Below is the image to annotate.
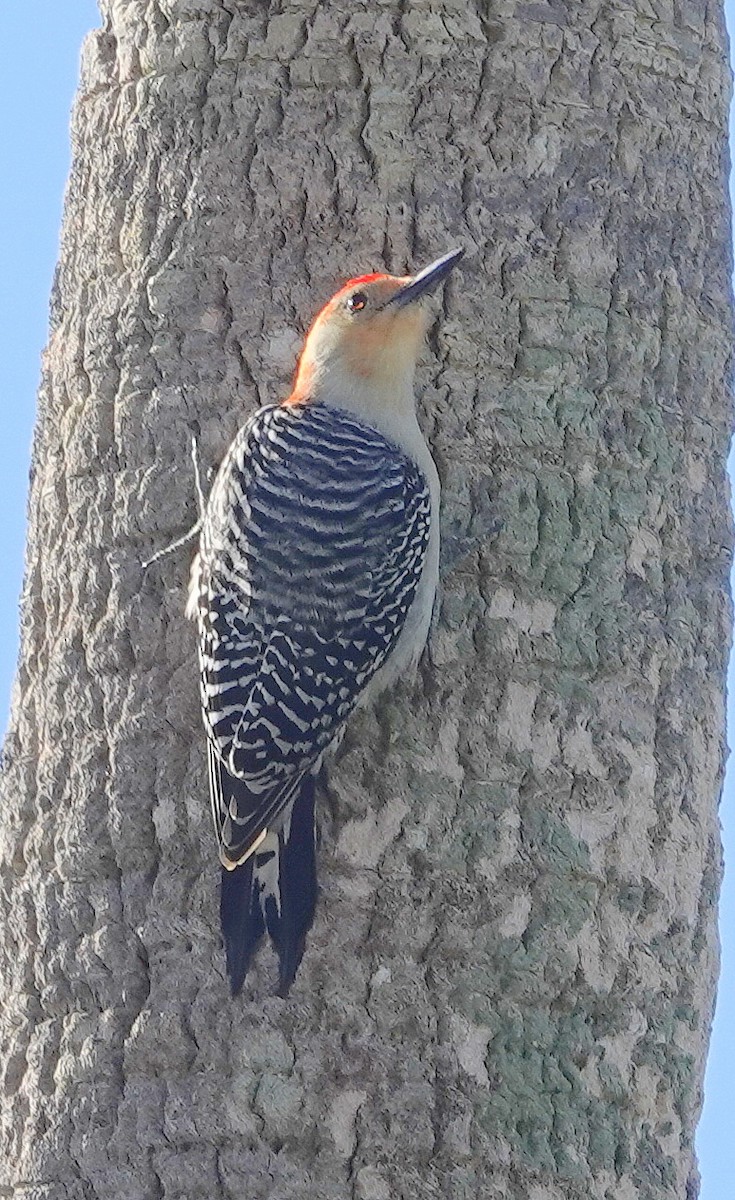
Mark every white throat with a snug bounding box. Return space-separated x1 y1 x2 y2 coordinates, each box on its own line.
317 375 429 467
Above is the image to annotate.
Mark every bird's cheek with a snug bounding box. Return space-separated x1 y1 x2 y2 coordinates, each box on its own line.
344 324 389 379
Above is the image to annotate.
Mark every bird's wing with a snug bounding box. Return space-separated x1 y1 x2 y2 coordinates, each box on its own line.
194 403 431 867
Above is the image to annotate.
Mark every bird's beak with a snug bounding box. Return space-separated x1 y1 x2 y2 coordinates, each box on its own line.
387 247 465 308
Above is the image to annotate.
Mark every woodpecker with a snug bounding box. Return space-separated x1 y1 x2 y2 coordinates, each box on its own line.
187 247 464 996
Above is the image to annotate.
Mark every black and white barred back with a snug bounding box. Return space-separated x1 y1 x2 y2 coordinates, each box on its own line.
192 400 432 994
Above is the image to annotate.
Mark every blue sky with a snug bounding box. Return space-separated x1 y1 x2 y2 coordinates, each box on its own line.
0 3 732 1193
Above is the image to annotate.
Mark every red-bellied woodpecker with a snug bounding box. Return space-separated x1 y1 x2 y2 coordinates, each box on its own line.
187 248 464 996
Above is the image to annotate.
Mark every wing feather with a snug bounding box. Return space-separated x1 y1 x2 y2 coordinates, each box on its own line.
195 403 431 866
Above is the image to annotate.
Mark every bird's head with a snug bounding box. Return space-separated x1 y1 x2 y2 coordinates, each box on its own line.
288 248 464 416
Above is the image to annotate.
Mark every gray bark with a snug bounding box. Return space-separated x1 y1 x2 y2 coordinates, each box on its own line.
1 1 731 1198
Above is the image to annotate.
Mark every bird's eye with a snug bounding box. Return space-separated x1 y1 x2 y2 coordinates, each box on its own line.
347 292 368 313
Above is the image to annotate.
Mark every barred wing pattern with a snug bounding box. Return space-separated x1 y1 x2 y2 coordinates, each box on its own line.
194 402 432 867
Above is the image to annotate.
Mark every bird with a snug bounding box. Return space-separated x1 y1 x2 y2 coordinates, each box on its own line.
187 247 464 996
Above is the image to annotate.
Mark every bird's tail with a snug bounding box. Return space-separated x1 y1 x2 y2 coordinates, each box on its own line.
220 773 318 997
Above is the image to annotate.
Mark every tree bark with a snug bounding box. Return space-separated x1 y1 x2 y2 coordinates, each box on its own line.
1 2 731 1197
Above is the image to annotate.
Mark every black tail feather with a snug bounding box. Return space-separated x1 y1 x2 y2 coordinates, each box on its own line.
219 773 318 997
265 773 318 997
220 857 265 996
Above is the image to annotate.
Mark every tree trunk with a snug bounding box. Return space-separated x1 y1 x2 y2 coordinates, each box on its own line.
1 2 731 1197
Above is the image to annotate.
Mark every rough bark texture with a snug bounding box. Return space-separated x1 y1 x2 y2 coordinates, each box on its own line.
0 2 732 1198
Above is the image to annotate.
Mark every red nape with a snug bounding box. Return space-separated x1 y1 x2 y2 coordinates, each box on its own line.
336 272 391 295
